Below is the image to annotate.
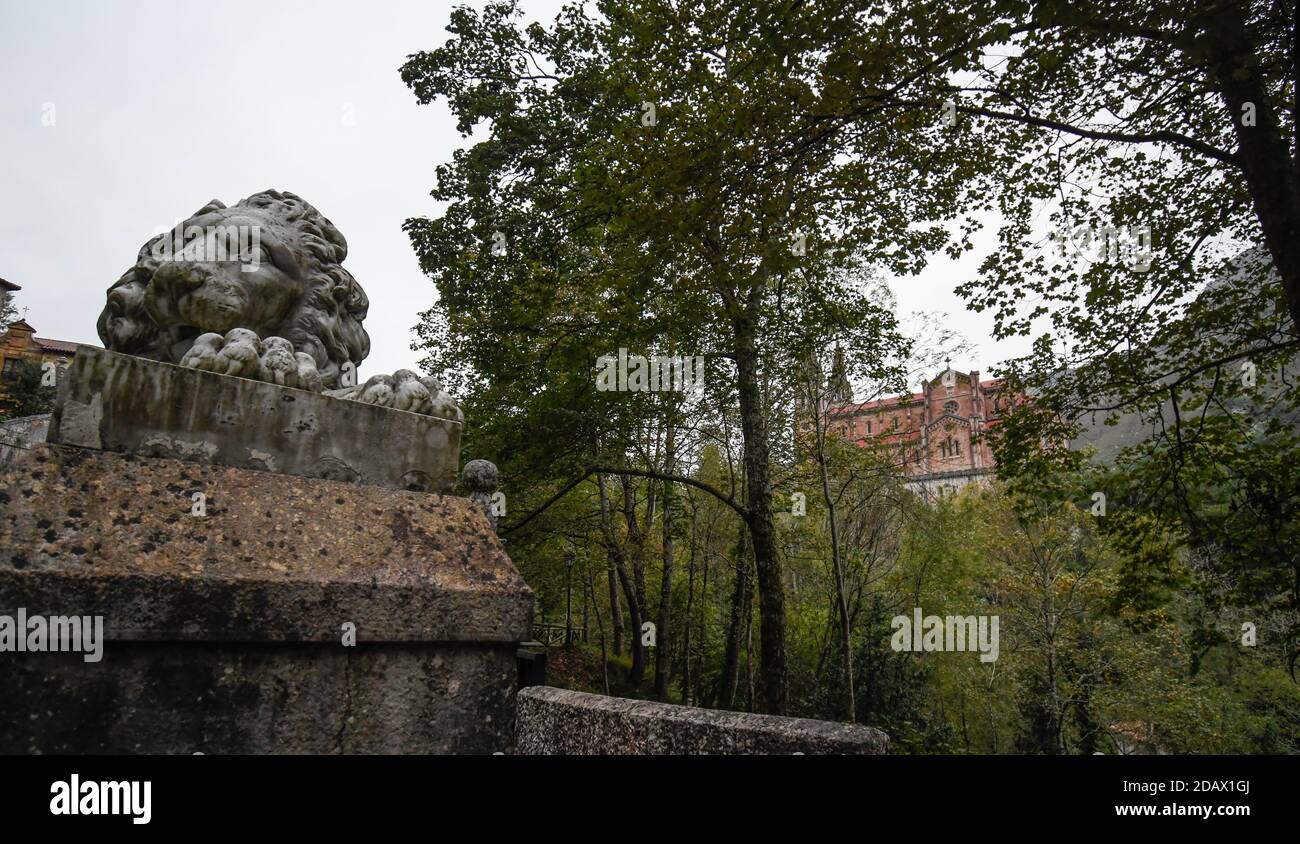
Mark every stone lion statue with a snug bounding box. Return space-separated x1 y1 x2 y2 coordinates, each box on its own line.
96 189 460 421
97 189 368 389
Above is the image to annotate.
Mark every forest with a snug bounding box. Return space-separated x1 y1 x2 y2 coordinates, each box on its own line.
397 0 1300 753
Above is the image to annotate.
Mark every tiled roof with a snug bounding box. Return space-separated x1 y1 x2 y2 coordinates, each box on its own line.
828 375 1008 416
33 337 82 354
832 391 923 414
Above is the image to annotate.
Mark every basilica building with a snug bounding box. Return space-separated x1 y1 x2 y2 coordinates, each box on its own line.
821 358 1016 498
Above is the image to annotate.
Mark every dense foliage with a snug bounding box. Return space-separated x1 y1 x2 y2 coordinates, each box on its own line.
401 0 1299 750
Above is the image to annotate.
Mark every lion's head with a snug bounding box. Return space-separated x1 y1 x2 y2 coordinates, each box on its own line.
97 189 370 389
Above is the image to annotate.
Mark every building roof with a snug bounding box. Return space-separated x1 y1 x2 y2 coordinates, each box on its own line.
0 278 20 292
832 391 924 415
2 319 93 354
828 374 1007 416
34 337 81 354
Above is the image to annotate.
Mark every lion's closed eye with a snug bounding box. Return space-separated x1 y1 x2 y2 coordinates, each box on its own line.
264 240 298 275
107 285 141 316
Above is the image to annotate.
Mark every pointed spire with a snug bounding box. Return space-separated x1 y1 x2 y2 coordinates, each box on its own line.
828 345 853 407
794 348 823 419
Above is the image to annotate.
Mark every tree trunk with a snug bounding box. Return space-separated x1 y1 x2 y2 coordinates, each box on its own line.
813 389 856 721
695 523 712 707
613 478 647 688
718 522 752 710
582 562 590 643
607 562 623 656
598 473 640 675
679 499 698 705
587 563 611 696
733 307 788 714
654 417 676 700
744 587 756 712
623 477 653 614
1207 12 1300 331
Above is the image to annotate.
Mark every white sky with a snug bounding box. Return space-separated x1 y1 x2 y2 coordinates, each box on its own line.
0 0 1030 386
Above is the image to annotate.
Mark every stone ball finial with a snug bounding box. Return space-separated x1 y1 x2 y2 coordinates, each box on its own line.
463 459 499 532
463 459 498 493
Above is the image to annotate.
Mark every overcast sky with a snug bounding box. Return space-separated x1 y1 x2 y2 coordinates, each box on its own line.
0 0 1029 389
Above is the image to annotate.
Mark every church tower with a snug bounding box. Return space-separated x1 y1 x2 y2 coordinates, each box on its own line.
827 345 854 408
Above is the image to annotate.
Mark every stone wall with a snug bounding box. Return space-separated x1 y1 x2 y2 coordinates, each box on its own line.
48 346 460 493
905 467 996 501
515 686 889 755
0 413 49 466
0 443 532 754
2 641 518 754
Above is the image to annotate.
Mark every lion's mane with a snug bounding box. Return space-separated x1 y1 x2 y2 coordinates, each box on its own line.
96 189 370 389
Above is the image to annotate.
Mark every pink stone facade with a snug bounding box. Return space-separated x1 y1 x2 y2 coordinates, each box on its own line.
826 367 1017 493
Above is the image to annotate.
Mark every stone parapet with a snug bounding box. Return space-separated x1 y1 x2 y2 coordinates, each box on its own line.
48 346 460 493
0 444 532 754
515 686 889 755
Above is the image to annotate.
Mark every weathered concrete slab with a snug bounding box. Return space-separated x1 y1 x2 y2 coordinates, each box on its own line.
1 642 518 754
515 686 889 755
0 445 530 642
0 445 533 753
48 346 460 493
0 413 49 466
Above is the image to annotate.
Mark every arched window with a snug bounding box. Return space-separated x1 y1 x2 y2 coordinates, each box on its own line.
944 400 958 415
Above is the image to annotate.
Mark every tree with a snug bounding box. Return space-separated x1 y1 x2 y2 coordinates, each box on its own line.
654 412 678 700
800 0 1299 335
789 1 1300 669
401 0 981 713
0 288 17 331
0 359 56 421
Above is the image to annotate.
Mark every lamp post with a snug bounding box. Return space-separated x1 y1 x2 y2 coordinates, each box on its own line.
564 551 575 647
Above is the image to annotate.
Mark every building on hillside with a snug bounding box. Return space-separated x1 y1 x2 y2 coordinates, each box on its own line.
0 316 90 405
820 360 1019 498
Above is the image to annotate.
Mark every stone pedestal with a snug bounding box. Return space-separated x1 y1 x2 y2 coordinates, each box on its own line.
48 346 461 493
0 365 531 753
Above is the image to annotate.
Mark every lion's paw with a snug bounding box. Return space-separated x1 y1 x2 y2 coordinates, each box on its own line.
258 336 297 385
179 328 262 378
322 369 461 420
179 332 228 373
293 353 324 392
391 370 433 413
180 328 324 392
